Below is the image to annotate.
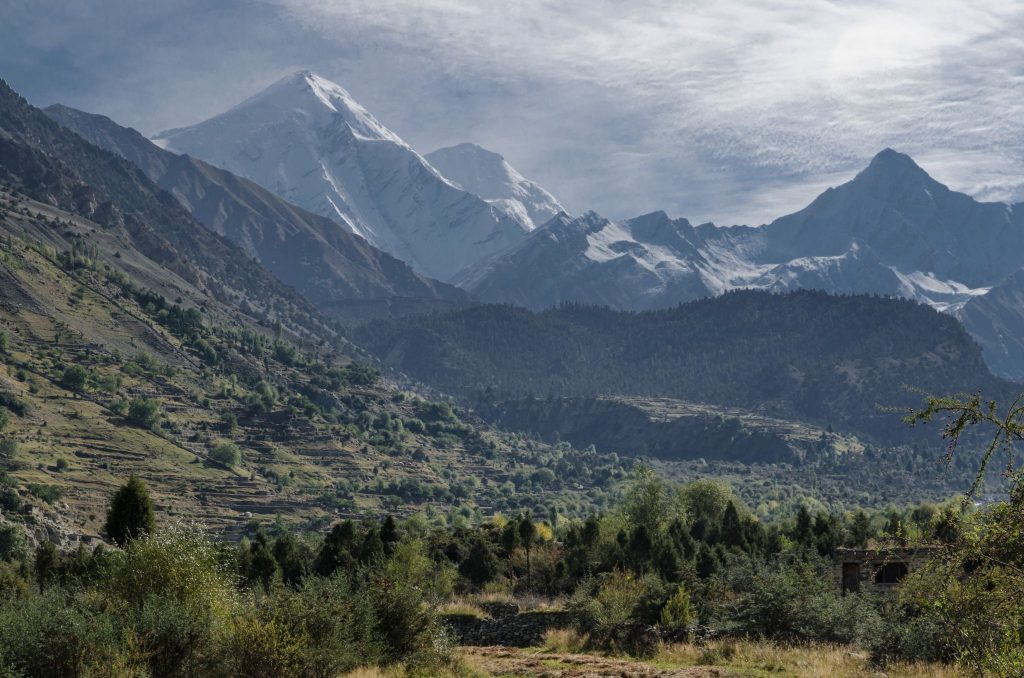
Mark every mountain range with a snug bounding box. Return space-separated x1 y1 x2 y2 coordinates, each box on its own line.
462 150 1024 379
134 71 1024 379
466 149 1024 308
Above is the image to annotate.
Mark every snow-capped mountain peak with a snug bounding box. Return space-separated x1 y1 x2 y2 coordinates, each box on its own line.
155 71 531 282
426 142 566 229
293 70 404 143
159 70 403 145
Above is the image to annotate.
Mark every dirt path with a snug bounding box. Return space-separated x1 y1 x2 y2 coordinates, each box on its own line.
461 646 734 678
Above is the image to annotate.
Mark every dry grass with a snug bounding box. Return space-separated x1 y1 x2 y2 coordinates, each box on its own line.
438 598 491 619
342 668 391 678
344 661 488 678
461 640 963 677
443 590 570 617
541 627 590 654
655 639 964 677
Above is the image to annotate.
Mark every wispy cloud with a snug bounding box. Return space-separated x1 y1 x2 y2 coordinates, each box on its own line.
3 0 1023 224
270 0 1024 223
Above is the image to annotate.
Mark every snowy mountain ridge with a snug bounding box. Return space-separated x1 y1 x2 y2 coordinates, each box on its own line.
425 142 565 229
154 71 537 283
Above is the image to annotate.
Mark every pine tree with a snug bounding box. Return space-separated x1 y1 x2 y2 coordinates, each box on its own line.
582 515 600 547
794 505 813 546
104 475 155 547
315 520 356 576
628 524 652 571
359 525 385 564
720 501 746 549
659 583 695 630
518 512 537 589
33 541 57 593
380 515 399 555
696 543 718 579
460 536 500 588
248 533 278 592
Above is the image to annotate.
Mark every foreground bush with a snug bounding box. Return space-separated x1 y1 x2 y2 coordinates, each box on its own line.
0 589 130 677
731 553 881 645
569 569 666 656
0 526 455 677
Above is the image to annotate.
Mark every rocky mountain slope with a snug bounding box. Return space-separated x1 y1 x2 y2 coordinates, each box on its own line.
958 269 1024 380
0 78 337 345
155 71 532 283
425 142 565 229
44 103 470 324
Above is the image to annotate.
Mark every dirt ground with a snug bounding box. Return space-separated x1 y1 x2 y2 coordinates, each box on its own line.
461 646 734 678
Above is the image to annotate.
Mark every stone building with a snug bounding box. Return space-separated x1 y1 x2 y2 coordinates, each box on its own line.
835 546 942 594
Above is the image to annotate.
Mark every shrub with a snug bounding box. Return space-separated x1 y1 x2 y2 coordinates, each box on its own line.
250 381 277 413
60 364 88 392
416 401 455 423
404 418 426 434
0 590 126 677
103 524 235 614
530 468 557 487
0 392 25 416
209 441 242 468
268 574 385 678
127 397 160 429
26 483 61 504
570 570 664 655
659 583 695 631
98 373 122 395
867 600 951 665
133 593 216 677
219 612 303 678
571 570 646 633
220 411 238 433
0 487 21 513
732 555 881 645
0 524 26 561
0 437 14 457
365 572 444 665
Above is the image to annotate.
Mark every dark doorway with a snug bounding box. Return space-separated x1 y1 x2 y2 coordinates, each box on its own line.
842 562 860 594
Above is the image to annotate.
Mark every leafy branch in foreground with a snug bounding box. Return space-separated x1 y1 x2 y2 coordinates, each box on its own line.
904 392 1024 503
902 394 1024 675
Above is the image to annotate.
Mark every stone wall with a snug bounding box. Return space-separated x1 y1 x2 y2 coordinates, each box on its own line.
442 606 575 647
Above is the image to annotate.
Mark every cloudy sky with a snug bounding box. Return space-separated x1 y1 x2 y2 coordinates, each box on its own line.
3 0 1023 225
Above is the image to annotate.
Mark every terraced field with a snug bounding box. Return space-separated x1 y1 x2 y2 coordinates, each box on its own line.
0 191 619 546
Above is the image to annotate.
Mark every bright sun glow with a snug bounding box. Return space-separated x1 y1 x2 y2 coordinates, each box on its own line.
827 13 941 87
